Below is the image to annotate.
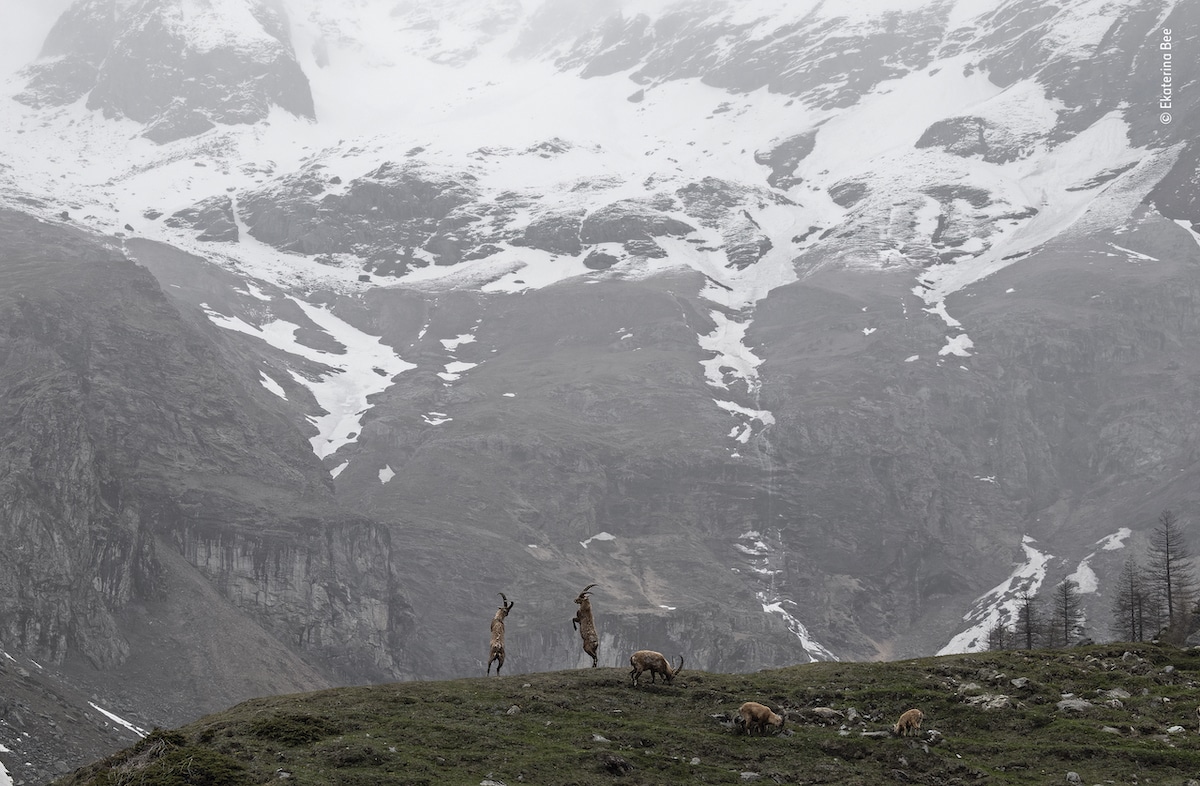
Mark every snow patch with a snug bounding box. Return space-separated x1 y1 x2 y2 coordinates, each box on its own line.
735 539 771 557
259 372 287 400
438 360 478 382
1108 242 1158 262
1066 528 1131 601
580 531 616 549
88 702 147 738
938 535 1052 654
240 281 272 301
440 333 476 351
699 312 764 392
1067 558 1099 594
205 299 415 459
379 465 395 484
714 398 775 444
939 334 974 357
760 596 838 661
1098 527 1132 550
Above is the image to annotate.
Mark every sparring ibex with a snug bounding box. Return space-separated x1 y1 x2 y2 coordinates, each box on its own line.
487 592 515 675
629 650 684 686
572 583 600 667
738 701 786 735
892 708 924 737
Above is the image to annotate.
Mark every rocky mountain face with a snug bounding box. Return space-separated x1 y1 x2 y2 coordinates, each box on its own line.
0 209 433 781
16 0 313 142
1 0 1200 778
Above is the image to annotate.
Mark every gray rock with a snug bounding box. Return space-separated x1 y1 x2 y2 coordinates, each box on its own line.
1056 698 1093 713
165 196 238 243
579 199 695 245
520 210 585 256
966 694 1012 710
238 160 478 271
754 130 818 188
915 116 1027 163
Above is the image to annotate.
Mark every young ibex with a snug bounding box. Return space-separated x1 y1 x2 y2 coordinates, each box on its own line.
738 701 786 736
892 708 924 737
572 583 600 667
487 592 515 675
629 650 684 686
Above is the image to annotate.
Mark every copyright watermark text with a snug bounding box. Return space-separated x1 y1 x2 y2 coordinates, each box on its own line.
1159 28 1174 124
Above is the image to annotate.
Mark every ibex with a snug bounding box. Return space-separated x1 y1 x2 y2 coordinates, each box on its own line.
487 592 515 675
629 650 684 686
738 701 786 735
572 583 600 667
892 708 924 737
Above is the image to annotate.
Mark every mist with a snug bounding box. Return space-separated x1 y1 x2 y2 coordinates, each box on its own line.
0 0 71 77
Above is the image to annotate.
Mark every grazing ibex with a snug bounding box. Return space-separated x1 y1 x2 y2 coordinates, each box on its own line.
629 650 684 686
487 592 515 675
572 583 600 667
892 708 924 737
738 701 786 736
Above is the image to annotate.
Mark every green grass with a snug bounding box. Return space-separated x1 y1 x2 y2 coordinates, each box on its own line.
55 644 1200 785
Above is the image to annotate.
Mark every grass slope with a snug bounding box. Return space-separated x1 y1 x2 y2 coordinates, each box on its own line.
55 644 1200 786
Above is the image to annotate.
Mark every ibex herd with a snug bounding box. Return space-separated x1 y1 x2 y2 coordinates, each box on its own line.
484 583 925 741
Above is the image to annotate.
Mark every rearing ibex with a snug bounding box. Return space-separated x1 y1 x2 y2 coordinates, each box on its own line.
572 583 600 667
487 592 515 675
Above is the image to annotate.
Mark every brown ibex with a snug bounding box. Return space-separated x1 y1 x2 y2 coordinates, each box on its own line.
738 701 786 735
487 592 515 675
629 650 684 686
572 583 600 667
892 708 924 737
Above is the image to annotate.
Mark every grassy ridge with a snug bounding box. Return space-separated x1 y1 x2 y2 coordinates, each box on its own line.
55 644 1200 785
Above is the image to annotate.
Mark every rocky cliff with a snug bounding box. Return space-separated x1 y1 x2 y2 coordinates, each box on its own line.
0 210 421 737
16 0 313 142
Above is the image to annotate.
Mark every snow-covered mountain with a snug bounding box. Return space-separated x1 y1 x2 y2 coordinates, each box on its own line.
1 0 1199 778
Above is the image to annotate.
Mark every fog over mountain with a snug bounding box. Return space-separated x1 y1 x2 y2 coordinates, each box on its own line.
0 0 1198 780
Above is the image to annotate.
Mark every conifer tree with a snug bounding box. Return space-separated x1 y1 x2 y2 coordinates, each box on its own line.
1047 579 1084 647
1014 590 1041 650
1146 510 1198 642
986 619 1010 651
1109 557 1149 642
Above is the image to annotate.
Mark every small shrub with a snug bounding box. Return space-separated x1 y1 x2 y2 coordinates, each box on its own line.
247 713 339 745
126 748 248 786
